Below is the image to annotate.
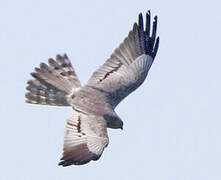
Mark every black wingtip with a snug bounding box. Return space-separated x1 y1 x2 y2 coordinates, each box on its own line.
138 13 144 30
144 11 159 59
146 11 151 36
133 22 138 30
149 15 158 52
152 36 160 59
58 158 91 167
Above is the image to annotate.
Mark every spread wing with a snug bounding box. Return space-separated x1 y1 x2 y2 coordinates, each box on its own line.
86 12 159 108
59 109 109 166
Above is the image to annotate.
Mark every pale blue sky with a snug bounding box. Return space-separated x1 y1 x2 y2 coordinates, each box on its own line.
1 0 220 179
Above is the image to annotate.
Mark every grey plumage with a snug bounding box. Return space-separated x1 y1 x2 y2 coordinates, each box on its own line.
59 110 109 166
25 12 159 166
26 54 81 106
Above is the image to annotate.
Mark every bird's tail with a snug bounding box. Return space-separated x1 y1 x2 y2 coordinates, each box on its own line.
25 54 81 106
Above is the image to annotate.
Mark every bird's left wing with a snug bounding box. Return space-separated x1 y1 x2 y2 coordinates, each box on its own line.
59 109 109 166
86 12 159 107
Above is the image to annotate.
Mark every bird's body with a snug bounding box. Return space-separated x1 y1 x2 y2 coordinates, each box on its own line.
25 11 159 166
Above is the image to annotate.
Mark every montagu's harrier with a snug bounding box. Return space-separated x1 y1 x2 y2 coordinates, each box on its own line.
25 11 159 166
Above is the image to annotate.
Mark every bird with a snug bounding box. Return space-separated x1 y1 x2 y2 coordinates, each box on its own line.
25 11 159 167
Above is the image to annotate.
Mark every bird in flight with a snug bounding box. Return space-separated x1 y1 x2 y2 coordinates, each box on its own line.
25 11 159 166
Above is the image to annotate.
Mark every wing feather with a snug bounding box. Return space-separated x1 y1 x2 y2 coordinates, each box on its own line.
86 12 159 107
59 109 109 166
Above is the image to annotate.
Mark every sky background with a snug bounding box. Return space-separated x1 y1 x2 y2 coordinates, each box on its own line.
0 0 220 179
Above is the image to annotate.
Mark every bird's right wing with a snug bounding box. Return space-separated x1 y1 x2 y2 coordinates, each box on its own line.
86 12 159 108
59 109 109 166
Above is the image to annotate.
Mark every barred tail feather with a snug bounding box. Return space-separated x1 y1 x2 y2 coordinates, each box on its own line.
25 54 81 106
26 80 70 106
